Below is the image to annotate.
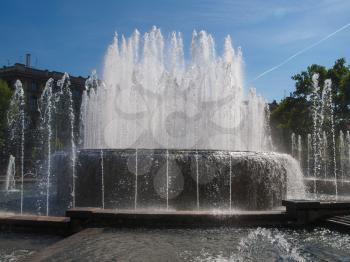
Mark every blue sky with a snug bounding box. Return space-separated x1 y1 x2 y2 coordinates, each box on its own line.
0 0 349 101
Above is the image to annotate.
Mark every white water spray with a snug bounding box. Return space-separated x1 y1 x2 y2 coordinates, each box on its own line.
40 78 54 215
7 80 25 214
5 155 16 192
82 27 270 151
57 73 77 208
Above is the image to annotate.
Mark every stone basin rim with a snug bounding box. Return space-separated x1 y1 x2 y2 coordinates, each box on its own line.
77 148 282 154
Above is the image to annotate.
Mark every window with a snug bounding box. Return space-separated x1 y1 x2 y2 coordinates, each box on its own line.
31 81 38 92
29 95 38 111
72 89 80 98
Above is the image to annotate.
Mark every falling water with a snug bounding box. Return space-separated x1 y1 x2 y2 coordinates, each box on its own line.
195 151 199 210
297 135 302 163
134 148 138 210
311 74 323 182
347 131 350 180
166 149 169 210
81 71 105 148
40 78 55 216
322 131 328 178
309 74 338 198
263 104 274 151
307 134 311 176
229 153 232 210
7 80 25 214
5 155 16 192
322 79 337 197
70 110 77 207
100 149 105 209
339 131 345 181
291 133 302 164
19 87 25 214
291 133 296 158
57 73 77 208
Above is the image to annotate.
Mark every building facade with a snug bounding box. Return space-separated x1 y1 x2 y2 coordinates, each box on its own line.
0 62 86 117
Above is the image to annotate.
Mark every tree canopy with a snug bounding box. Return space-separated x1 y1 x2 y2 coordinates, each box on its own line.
0 79 12 147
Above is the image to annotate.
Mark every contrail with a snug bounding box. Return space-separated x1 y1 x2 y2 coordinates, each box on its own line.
250 22 350 83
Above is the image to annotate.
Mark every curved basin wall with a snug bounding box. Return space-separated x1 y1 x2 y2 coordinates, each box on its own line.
69 150 305 211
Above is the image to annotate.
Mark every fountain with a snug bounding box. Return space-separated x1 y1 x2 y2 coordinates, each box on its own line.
37 74 77 214
291 133 302 163
0 27 307 214
1 27 350 262
7 80 25 213
307 74 339 198
291 132 296 158
297 135 302 163
322 79 337 195
82 28 270 151
4 155 16 192
322 131 328 178
289 74 350 200
340 130 345 181
40 78 54 216
74 27 306 211
346 131 350 180
59 74 77 209
311 74 323 183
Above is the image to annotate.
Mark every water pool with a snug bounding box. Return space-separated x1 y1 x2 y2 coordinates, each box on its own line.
26 227 350 261
0 232 61 262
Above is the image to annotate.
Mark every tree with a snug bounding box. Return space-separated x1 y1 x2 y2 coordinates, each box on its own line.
270 96 311 151
270 58 350 151
0 79 12 148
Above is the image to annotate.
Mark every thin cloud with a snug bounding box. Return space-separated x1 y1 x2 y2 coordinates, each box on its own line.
250 22 350 83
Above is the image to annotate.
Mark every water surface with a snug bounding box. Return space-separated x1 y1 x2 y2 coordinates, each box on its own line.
27 227 350 261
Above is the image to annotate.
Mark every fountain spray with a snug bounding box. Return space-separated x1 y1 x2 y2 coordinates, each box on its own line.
40 78 54 215
7 80 25 213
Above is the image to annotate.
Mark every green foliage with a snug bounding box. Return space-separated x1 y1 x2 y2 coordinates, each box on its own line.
0 79 12 147
292 64 328 99
271 97 311 133
271 58 350 151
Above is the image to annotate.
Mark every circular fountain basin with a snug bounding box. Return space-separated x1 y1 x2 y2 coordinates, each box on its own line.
57 149 305 211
